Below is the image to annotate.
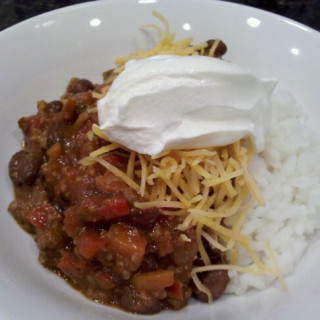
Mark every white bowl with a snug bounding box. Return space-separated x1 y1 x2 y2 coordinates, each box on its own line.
1 0 320 319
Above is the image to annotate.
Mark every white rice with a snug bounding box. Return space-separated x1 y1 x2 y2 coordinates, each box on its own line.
226 91 320 295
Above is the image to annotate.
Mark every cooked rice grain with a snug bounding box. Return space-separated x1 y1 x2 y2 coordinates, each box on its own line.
227 91 320 295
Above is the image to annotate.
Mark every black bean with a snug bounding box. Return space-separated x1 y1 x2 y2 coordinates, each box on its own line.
127 207 160 230
45 100 63 113
201 39 227 58
9 150 42 186
69 79 94 94
213 40 227 58
140 253 159 272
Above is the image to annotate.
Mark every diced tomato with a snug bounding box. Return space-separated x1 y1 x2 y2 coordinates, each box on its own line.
94 271 116 290
104 223 147 271
96 196 130 220
102 153 127 172
57 252 89 280
64 196 130 235
132 270 175 292
80 195 130 222
26 202 61 231
95 171 128 193
167 280 184 301
61 98 77 123
75 230 106 259
26 208 47 231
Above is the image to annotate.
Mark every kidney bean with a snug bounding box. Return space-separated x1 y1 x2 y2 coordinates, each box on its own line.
193 269 229 302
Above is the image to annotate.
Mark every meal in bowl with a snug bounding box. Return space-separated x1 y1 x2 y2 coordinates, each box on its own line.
7 11 320 314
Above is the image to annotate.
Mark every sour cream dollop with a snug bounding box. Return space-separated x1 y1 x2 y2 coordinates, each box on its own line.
98 55 276 155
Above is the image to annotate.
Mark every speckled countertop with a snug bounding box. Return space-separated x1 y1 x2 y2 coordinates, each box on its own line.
0 0 320 32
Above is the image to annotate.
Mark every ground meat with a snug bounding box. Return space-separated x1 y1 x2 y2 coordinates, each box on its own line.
120 286 163 314
26 201 66 249
45 100 64 113
7 71 229 314
170 233 198 266
46 122 65 148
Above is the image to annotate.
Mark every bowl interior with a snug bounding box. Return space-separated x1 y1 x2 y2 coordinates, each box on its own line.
0 1 320 319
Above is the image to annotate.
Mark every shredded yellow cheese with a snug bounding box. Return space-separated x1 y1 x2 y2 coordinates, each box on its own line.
192 264 275 276
180 233 192 242
266 239 287 291
113 10 208 73
134 200 186 209
79 11 282 302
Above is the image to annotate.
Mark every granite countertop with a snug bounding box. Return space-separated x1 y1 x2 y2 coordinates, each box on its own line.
0 0 319 32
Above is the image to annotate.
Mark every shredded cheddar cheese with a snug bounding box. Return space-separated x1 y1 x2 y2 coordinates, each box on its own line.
81 128 281 301
80 11 282 303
